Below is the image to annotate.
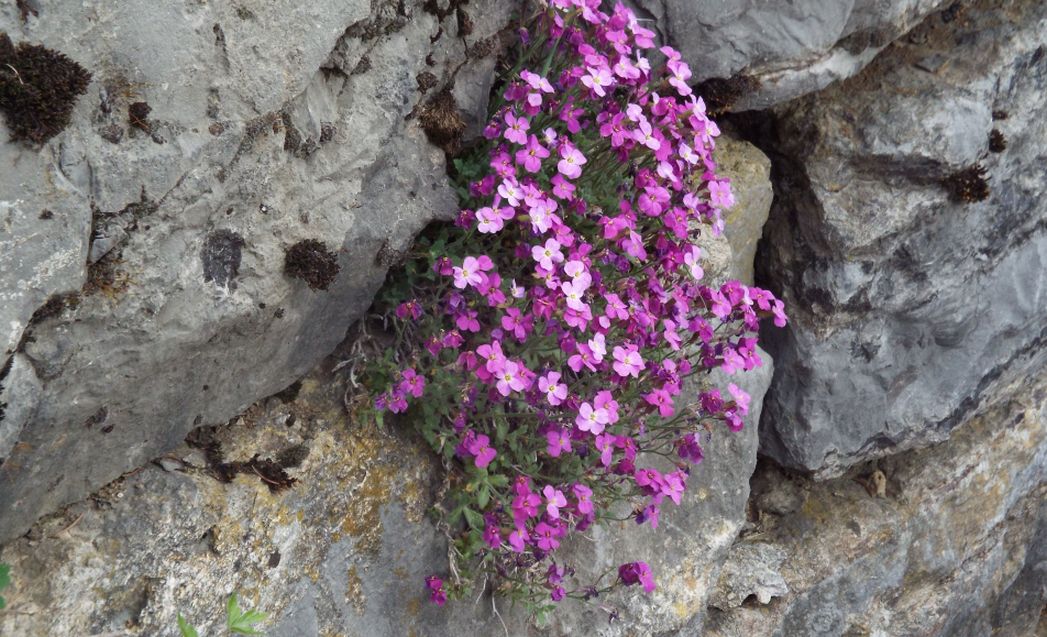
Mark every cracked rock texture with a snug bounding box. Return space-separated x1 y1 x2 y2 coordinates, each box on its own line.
0 0 512 544
756 0 1047 477
651 0 949 109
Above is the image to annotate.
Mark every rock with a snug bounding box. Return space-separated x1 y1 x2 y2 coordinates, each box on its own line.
700 372 1047 637
756 0 1047 476
708 543 788 609
0 0 513 544
653 0 949 109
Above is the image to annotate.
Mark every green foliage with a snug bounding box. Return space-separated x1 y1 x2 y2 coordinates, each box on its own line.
0 563 10 610
225 592 266 635
177 613 200 637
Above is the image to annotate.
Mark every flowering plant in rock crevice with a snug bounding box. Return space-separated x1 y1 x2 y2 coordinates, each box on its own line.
362 0 786 619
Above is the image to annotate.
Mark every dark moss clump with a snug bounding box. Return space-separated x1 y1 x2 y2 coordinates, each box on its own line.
128 100 151 133
0 32 92 144
694 74 761 117
417 87 466 154
185 426 297 492
284 239 340 290
992 110 1009 121
942 164 990 203
29 293 79 324
988 129 1007 153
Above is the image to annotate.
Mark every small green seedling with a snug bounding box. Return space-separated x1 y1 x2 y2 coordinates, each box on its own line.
177 613 199 637
225 592 266 635
0 563 10 610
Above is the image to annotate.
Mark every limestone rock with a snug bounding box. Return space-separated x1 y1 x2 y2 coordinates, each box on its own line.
654 0 949 109
756 0 1047 476
0 0 513 544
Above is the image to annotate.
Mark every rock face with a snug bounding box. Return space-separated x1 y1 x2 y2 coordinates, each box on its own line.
653 0 948 109
0 132 779 636
0 0 511 544
757 0 1047 476
700 371 1046 637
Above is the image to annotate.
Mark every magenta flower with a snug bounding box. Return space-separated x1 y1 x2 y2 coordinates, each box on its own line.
581 65 613 97
572 484 594 515
728 383 751 414
560 280 589 312
532 238 564 270
534 522 560 551
546 428 572 457
477 340 506 374
504 111 530 145
476 205 514 234
425 575 448 606
516 134 551 173
667 59 692 96
633 118 661 151
612 344 644 378
644 388 674 418
452 256 484 289
557 143 587 179
496 360 527 396
543 485 568 519
539 371 568 405
618 561 656 593
709 179 735 209
468 434 497 468
683 244 704 280
508 527 527 552
576 401 609 434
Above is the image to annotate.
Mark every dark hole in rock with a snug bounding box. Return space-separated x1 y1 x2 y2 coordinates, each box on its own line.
0 32 92 144
284 239 340 290
39 208 53 219
268 550 281 568
942 164 990 203
185 425 297 492
201 229 245 288
29 293 79 324
693 75 761 117
992 109 1009 120
272 380 302 403
417 87 466 155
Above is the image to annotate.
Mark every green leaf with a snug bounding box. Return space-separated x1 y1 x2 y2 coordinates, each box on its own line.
177 614 199 637
226 592 267 635
462 507 484 531
476 484 490 510
0 563 10 610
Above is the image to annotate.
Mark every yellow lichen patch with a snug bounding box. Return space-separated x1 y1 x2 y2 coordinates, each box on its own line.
406 596 422 618
346 565 366 614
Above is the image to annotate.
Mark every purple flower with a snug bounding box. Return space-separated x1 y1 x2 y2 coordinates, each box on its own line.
576 402 609 434
557 143 587 179
546 428 572 457
515 134 551 173
532 238 564 270
539 371 568 406
543 485 568 519
581 65 613 97
618 561 656 593
504 111 530 145
612 344 644 378
495 360 527 396
467 434 497 469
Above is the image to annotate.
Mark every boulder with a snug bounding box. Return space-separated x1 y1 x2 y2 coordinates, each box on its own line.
0 0 512 544
757 0 1047 476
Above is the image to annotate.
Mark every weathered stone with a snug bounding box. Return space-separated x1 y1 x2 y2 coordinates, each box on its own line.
652 0 949 109
708 543 788 609
700 372 1047 637
756 0 1047 476
0 0 513 544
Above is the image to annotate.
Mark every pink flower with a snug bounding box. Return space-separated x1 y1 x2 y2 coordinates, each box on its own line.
452 256 485 289
644 388 674 417
709 179 735 209
581 65 613 97
425 575 447 606
468 434 497 468
496 360 527 396
476 205 514 234
561 280 589 312
633 118 661 151
477 340 506 373
504 111 530 145
667 59 692 96
508 527 527 552
543 485 567 519
515 135 550 173
538 372 568 405
618 562 656 593
534 522 560 551
728 383 751 415
683 244 703 280
588 332 606 362
557 144 587 179
572 484 594 515
576 401 609 434
546 428 572 457
532 238 564 270
612 344 644 378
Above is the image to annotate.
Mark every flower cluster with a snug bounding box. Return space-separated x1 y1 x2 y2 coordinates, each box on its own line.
368 0 786 616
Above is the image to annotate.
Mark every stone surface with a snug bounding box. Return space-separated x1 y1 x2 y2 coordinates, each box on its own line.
0 0 512 544
756 0 1047 476
698 371 1047 637
652 0 948 109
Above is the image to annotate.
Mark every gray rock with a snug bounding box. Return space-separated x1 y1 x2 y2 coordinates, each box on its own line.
756 0 1047 476
702 372 1047 637
654 0 948 109
0 0 512 544
708 543 788 609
